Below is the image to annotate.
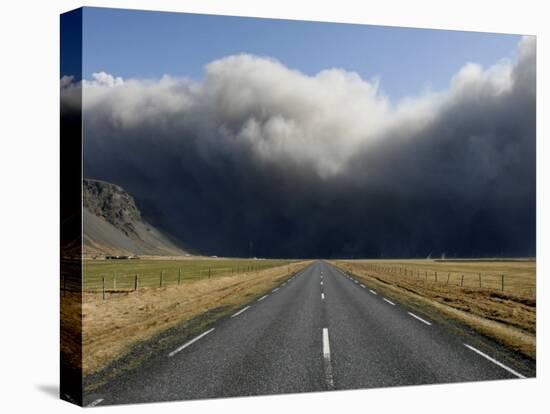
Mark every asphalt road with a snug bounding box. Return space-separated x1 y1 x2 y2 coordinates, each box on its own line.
85 261 534 406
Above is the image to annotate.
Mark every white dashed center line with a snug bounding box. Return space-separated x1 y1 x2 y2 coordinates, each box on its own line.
231 305 251 318
321 293 325 300
272 288 279 293
257 295 268 302
360 284 366 288
169 328 215 357
383 298 396 306
369 289 377 295
407 312 432 326
463 344 526 378
322 328 335 389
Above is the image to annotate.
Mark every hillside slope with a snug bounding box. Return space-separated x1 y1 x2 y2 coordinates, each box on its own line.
83 179 188 257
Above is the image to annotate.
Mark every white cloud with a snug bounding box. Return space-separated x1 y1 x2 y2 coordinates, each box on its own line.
75 39 532 179
84 71 124 88
60 75 74 89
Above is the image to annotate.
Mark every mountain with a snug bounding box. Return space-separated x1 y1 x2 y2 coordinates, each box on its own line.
83 179 188 257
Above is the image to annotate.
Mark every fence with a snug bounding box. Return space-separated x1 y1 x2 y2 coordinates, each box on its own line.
61 261 293 300
350 263 536 297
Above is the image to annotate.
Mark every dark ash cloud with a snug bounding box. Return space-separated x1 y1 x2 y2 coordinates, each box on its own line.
71 37 535 258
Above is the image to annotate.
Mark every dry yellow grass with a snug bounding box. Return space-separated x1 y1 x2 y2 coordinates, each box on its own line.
355 259 536 296
79 261 310 377
61 291 83 372
331 259 536 358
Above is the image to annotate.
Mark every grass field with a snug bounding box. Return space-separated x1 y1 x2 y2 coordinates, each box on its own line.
331 259 536 358
347 258 536 296
77 258 297 293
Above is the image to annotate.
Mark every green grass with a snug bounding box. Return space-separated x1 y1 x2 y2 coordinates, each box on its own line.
81 258 295 291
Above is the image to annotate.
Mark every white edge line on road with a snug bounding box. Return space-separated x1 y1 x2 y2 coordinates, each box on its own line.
321 293 325 300
169 328 215 357
463 344 526 379
320 281 324 286
360 284 366 288
369 289 377 295
272 288 279 293
86 398 104 407
322 328 335 389
257 294 268 302
407 312 432 326
383 298 396 306
231 305 251 318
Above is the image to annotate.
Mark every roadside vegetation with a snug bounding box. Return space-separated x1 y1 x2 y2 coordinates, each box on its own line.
81 258 294 293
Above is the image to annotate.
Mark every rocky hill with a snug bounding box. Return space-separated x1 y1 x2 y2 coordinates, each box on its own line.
83 179 188 257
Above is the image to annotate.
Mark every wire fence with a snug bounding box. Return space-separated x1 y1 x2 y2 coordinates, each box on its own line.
61 261 293 300
354 263 536 297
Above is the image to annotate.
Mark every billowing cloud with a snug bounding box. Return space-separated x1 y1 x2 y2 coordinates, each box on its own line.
72 36 536 258
83 71 124 88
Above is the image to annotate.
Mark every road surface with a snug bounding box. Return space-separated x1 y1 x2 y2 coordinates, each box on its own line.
84 261 534 406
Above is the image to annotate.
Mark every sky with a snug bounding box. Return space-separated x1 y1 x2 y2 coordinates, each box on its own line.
63 7 536 258
81 7 522 101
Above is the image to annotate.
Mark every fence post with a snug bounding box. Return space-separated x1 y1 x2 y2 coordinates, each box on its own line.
479 273 482 288
134 274 138 291
461 274 464 287
160 271 164 288
435 271 438 282
102 276 105 300
501 274 504 291
209 268 211 279
178 268 181 285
